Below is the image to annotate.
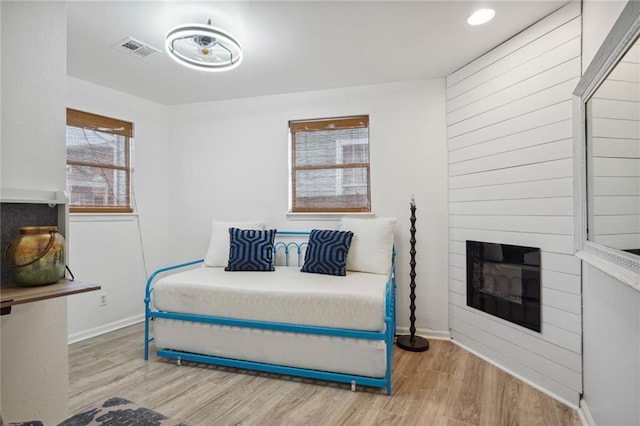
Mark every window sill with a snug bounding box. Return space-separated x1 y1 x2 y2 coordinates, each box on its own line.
70 213 138 223
286 212 376 221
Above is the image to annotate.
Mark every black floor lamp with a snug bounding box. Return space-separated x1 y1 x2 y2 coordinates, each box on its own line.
397 198 429 352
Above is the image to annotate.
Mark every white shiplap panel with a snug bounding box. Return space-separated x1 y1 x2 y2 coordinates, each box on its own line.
448 101 572 151
592 176 640 196
449 253 465 269
449 265 465 283
543 287 580 316
449 120 571 163
592 158 640 177
450 214 573 235
449 159 573 189
591 196 640 215
449 198 572 216
620 41 640 64
450 252 466 268
540 322 581 354
449 178 573 202
542 269 580 295
448 302 581 372
447 16 580 97
540 252 581 276
593 80 640 103
447 38 580 113
591 117 640 140
448 79 578 139
592 138 640 158
590 97 640 120
590 233 640 250
542 304 581 334
447 1 580 88
593 215 640 234
449 140 572 176
448 62 580 127
449 228 573 254
449 240 465 255
607 60 640 83
449 276 466 295
447 2 581 403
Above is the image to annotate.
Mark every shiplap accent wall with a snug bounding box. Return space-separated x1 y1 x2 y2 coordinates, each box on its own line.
446 1 582 406
589 41 640 250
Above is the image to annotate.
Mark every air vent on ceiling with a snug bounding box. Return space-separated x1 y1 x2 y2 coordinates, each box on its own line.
113 37 159 58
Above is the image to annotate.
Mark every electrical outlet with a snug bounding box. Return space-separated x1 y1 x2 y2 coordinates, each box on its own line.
99 293 107 307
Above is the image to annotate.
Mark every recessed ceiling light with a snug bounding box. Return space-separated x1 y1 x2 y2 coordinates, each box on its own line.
467 9 495 26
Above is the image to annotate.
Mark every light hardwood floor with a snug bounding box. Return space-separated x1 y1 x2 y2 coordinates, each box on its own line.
69 323 580 425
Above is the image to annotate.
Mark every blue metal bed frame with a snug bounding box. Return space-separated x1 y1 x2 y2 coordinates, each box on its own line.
144 231 396 395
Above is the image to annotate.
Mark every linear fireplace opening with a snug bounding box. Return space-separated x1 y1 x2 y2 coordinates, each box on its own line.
466 240 541 332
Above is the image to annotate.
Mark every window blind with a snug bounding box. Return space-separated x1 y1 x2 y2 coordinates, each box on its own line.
66 109 133 213
290 116 370 213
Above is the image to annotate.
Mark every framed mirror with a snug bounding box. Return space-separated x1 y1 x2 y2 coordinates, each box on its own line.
587 38 640 252
574 1 640 286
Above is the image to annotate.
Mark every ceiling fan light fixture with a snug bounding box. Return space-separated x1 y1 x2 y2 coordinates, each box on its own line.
165 21 242 72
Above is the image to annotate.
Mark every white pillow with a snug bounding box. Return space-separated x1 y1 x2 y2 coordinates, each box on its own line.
204 219 265 267
340 217 397 274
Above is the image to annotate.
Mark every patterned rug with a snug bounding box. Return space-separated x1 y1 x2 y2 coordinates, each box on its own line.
59 397 189 426
1 397 189 426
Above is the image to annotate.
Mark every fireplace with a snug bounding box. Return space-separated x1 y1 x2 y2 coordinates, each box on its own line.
466 240 541 332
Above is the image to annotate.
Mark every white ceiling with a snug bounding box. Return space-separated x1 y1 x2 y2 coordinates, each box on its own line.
67 1 568 105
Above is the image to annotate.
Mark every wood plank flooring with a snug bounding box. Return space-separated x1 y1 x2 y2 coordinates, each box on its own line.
68 323 580 425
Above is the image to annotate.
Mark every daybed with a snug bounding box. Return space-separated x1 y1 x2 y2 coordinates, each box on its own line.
144 219 396 394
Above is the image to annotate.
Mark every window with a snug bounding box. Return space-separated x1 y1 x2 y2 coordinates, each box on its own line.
289 115 370 213
66 109 133 213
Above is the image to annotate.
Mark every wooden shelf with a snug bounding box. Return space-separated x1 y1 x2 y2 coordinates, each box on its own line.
0 279 100 315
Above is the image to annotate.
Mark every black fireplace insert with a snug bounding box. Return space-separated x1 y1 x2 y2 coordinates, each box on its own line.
466 240 541 332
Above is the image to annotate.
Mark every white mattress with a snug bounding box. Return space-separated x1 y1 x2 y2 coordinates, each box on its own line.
154 319 387 378
152 266 388 332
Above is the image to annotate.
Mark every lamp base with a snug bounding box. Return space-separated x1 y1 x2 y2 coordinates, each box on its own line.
396 335 429 352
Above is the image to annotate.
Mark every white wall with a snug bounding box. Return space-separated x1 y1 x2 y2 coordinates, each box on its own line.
446 1 582 406
581 1 640 425
582 264 639 425
167 79 449 336
1 4 67 191
66 77 170 342
0 1 69 423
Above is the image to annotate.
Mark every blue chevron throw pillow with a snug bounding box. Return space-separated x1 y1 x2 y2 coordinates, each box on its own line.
301 229 354 276
225 228 276 271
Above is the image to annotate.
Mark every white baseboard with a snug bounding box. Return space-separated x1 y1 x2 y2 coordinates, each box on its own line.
451 338 579 411
578 399 596 426
395 326 451 340
68 314 144 344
